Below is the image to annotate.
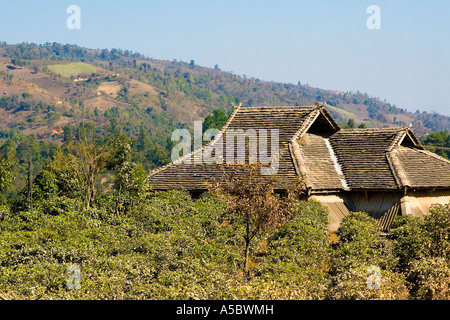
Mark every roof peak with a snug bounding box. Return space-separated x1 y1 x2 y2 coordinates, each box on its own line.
237 105 316 109
339 127 406 132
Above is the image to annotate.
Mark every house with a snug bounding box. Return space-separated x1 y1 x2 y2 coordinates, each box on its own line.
150 104 450 232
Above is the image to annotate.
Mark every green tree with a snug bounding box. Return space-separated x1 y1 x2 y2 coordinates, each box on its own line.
17 135 40 208
106 139 151 215
58 122 129 208
113 161 151 215
46 149 84 198
0 144 16 193
250 200 331 299
346 118 356 128
420 130 450 159
390 205 450 300
72 136 121 209
358 122 367 128
203 109 227 132
63 125 74 143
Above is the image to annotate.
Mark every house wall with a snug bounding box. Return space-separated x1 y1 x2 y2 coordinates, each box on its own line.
401 190 450 218
310 190 450 233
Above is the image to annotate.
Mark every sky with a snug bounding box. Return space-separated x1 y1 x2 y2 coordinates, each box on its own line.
0 0 449 116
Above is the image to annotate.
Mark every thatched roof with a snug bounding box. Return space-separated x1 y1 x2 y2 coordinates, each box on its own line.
150 105 450 193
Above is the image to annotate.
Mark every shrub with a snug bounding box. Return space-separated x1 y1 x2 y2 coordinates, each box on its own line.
327 266 409 300
251 201 331 299
329 212 404 299
407 257 450 300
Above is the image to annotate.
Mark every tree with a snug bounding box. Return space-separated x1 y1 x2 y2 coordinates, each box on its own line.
0 143 16 193
63 125 74 143
106 140 151 215
358 122 367 129
67 122 129 209
17 135 40 208
420 130 450 159
113 161 151 215
346 118 356 128
46 149 84 198
203 109 227 133
189 60 195 69
390 205 450 300
208 163 306 277
249 200 332 299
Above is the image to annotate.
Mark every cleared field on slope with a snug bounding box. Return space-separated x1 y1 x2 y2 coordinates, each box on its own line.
47 62 97 78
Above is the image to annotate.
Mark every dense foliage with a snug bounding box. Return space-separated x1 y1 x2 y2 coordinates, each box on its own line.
0 185 449 299
420 130 450 160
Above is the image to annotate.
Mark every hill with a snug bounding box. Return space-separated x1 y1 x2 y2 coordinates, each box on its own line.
0 42 449 169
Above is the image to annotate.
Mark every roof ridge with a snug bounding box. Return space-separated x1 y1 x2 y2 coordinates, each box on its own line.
291 109 321 141
340 127 405 132
386 149 410 188
388 129 409 152
288 141 311 189
323 137 350 190
238 105 316 110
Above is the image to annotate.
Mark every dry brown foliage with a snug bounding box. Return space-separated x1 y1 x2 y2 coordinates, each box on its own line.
207 162 306 277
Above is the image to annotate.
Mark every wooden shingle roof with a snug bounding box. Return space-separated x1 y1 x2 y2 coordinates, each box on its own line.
150 106 321 191
150 105 450 193
295 132 347 191
328 128 404 190
393 147 450 189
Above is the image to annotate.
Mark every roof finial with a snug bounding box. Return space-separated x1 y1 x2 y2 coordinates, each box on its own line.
315 101 324 109
231 102 242 110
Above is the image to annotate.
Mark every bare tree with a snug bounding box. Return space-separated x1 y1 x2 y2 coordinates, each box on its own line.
69 123 125 209
208 163 306 278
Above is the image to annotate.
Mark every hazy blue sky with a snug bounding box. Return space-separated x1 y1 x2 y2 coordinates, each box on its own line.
1 0 449 116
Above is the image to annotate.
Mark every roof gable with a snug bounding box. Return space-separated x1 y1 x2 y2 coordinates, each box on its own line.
151 105 319 191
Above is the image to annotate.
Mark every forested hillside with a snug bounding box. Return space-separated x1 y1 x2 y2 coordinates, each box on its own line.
0 42 449 171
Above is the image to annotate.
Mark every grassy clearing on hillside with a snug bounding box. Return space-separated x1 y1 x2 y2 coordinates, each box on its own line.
325 105 358 120
47 62 96 78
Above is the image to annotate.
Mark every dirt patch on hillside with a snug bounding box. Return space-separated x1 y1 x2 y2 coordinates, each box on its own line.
97 81 122 97
84 96 132 112
127 79 158 95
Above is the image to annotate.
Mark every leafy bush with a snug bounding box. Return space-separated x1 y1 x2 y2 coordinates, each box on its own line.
389 203 450 299
327 266 408 300
251 200 331 299
406 257 450 300
328 212 404 299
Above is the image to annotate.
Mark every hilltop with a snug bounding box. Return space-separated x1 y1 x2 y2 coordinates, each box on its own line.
0 42 449 168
